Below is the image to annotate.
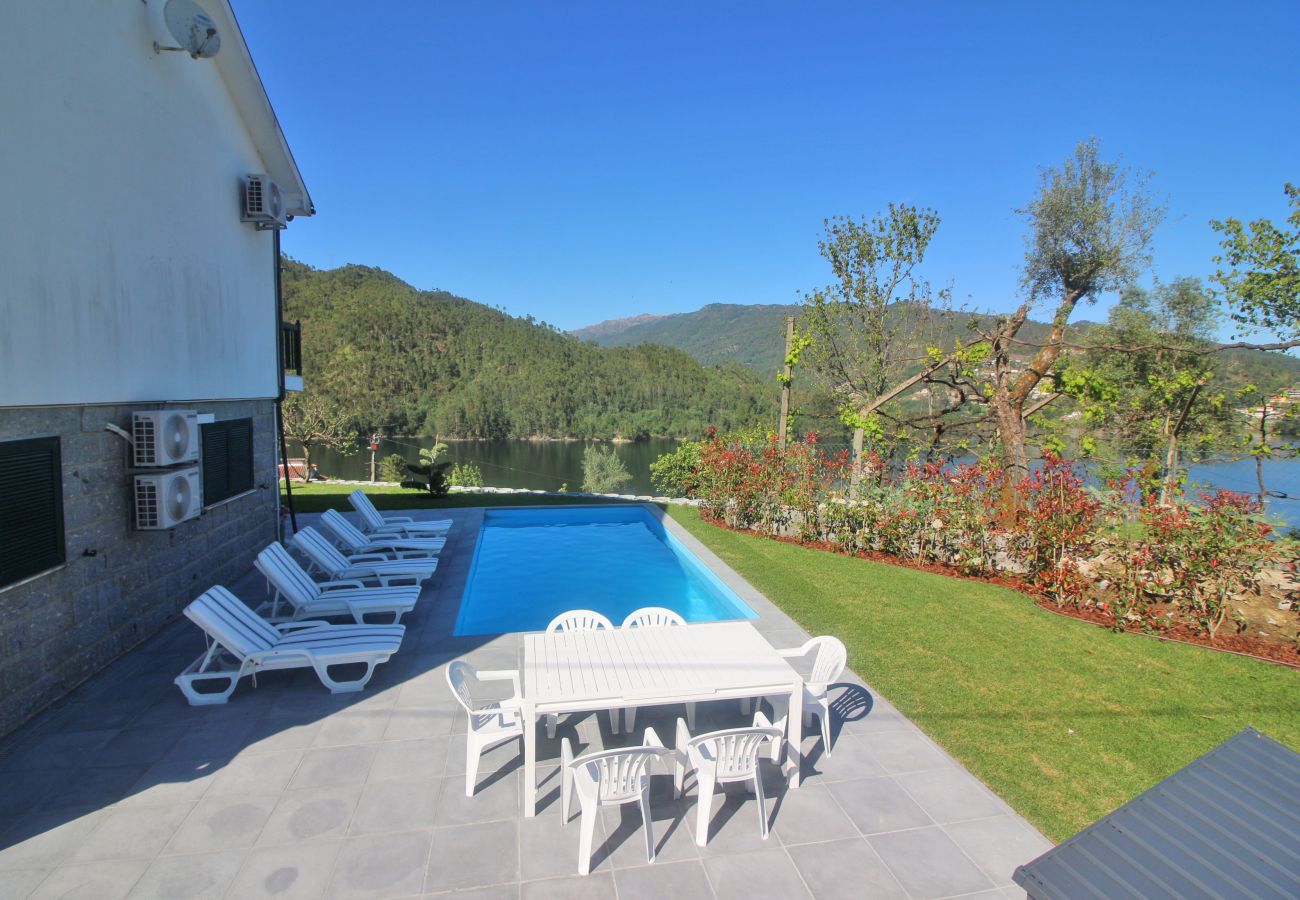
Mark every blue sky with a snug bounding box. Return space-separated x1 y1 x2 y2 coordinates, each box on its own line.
238 1 1298 334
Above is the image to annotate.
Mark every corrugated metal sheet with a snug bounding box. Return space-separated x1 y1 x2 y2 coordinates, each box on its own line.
1014 728 1300 900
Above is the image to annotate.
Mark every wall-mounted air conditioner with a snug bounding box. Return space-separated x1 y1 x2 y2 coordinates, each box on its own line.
132 410 200 467
134 466 202 530
241 174 287 229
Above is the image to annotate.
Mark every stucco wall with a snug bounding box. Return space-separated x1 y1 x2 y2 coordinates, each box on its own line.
0 400 280 737
0 3 281 406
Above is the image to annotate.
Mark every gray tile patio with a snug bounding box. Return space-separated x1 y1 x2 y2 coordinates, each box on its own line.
0 504 1052 898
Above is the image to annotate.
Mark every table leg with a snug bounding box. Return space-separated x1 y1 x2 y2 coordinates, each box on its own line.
523 700 537 817
787 682 803 788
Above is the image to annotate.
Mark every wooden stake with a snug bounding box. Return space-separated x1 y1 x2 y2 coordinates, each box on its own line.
778 315 795 448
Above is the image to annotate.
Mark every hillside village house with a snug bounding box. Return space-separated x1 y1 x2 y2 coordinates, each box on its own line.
0 2 312 736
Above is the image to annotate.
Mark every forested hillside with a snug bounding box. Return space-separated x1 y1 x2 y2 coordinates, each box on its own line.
280 260 773 439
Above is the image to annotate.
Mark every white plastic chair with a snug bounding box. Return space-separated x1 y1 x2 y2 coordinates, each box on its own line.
674 712 783 847
545 610 617 738
446 661 524 797
741 635 847 756
619 608 696 734
561 728 675 876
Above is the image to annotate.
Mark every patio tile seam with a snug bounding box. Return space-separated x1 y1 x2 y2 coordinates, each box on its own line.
889 768 1024 891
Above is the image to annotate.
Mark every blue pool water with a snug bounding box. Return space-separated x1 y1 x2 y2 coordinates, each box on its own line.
454 505 757 635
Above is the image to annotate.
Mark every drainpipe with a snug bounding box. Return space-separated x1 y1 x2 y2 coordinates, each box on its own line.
274 229 298 535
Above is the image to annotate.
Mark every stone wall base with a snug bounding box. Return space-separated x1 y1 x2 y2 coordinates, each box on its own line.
0 399 279 737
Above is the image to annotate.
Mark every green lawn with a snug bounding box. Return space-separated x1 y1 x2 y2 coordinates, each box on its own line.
665 505 1300 843
316 486 1300 842
281 481 626 513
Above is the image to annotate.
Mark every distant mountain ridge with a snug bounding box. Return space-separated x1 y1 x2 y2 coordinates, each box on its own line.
571 313 667 340
574 302 1300 392
574 303 799 371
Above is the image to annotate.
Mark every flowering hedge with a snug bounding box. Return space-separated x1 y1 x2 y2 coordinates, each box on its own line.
688 432 1276 637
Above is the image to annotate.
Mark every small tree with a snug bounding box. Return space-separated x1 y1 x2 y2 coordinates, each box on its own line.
582 445 632 493
378 453 407 483
1211 183 1300 343
401 443 452 497
448 462 485 488
280 391 357 481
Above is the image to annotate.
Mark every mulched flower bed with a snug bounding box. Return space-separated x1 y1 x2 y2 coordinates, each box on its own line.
703 516 1300 670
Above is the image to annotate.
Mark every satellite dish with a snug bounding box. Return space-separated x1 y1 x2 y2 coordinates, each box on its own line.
156 0 221 59
163 413 192 460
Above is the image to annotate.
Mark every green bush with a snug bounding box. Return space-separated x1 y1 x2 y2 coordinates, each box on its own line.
378 453 407 483
449 462 485 488
582 444 632 494
649 440 701 496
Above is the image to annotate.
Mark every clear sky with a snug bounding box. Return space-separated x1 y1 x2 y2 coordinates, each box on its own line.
237 1 1298 334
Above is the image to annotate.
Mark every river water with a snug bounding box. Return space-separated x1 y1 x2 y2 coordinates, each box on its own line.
299 438 1300 529
302 437 682 496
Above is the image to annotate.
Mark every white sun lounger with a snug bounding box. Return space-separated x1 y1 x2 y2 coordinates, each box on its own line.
255 542 421 624
292 526 439 583
174 586 404 705
321 509 447 554
349 489 452 537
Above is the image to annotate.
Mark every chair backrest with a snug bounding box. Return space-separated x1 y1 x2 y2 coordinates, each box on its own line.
688 726 783 780
321 508 369 552
569 745 675 804
547 609 614 632
291 526 351 577
183 586 281 660
621 607 685 628
254 543 322 611
803 636 848 688
348 489 387 532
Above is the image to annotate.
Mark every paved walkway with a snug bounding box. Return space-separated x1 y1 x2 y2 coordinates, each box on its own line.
0 505 1050 899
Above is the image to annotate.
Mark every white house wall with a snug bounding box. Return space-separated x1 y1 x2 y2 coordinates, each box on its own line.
0 2 281 407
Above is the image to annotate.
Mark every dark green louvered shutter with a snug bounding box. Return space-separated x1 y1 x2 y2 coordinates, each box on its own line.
0 436 65 587
200 418 253 505
227 419 253 496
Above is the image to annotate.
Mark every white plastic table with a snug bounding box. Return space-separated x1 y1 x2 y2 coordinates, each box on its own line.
520 620 804 816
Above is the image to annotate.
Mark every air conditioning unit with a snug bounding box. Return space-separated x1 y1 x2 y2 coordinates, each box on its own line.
132 410 200 467
241 174 287 229
134 466 202 530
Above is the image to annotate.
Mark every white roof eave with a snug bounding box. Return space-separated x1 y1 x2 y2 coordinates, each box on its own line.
208 0 314 217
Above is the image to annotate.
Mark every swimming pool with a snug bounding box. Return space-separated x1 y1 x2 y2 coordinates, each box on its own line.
454 505 757 635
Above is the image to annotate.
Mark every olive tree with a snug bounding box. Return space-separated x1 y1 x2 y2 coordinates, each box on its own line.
280 391 357 480
987 138 1164 479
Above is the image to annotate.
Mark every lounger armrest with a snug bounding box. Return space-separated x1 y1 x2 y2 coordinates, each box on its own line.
475 668 521 700
388 550 438 560
777 646 814 661
335 567 421 587
317 578 368 591
345 553 391 564
276 620 333 632
383 515 416 524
